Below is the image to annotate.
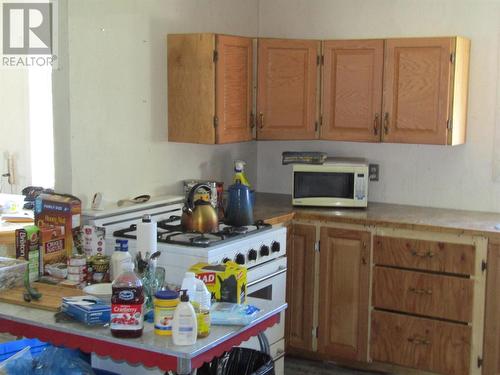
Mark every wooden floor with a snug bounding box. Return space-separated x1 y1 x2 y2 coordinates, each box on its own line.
285 356 383 375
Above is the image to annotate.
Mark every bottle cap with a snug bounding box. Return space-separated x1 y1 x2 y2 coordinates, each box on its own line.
142 214 152 223
180 289 189 302
116 239 128 252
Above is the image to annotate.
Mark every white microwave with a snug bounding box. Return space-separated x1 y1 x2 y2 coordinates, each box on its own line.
292 158 369 207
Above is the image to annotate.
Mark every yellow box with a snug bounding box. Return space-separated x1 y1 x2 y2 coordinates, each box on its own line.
190 261 246 304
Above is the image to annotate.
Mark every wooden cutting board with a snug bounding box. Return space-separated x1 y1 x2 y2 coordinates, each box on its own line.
0 282 85 311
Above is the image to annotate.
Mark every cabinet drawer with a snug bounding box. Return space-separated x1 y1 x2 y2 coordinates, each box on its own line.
373 267 473 322
371 310 471 375
373 235 475 275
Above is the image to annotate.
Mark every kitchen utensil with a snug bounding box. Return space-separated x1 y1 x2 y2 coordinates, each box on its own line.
225 180 254 227
181 183 219 233
117 194 151 207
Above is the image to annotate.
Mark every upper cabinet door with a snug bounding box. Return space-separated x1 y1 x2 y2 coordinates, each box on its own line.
215 35 253 144
257 39 320 140
321 40 383 142
382 38 454 144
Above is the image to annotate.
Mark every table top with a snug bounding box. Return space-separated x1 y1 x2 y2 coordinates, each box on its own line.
0 297 286 360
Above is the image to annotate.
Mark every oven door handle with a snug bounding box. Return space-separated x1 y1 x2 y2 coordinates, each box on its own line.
247 266 287 288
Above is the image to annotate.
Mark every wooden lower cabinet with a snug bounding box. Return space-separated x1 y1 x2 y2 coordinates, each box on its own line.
317 227 370 361
285 223 315 351
371 310 471 375
483 242 500 375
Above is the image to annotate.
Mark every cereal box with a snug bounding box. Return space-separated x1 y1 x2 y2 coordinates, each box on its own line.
190 261 247 304
34 193 82 258
39 225 67 275
15 225 40 282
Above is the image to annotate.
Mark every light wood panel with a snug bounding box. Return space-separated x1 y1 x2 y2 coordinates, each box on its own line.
450 37 470 145
321 39 383 142
167 33 215 144
382 37 453 145
318 227 370 361
215 35 253 144
373 266 473 322
285 223 316 352
371 310 471 375
373 235 475 275
257 38 319 140
483 241 500 375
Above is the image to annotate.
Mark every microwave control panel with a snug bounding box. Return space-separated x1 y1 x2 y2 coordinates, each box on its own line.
354 173 367 200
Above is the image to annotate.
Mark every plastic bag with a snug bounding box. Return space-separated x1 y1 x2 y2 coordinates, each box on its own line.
32 346 94 375
197 347 274 375
210 303 260 325
0 346 33 375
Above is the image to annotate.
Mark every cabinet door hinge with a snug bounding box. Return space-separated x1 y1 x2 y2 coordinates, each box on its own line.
314 241 320 252
319 115 323 126
213 50 218 62
213 115 218 128
450 52 455 64
482 260 487 272
446 119 452 130
477 356 483 368
315 121 319 132
312 326 319 338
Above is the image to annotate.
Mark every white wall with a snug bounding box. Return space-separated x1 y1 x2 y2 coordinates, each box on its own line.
66 0 259 207
257 0 500 212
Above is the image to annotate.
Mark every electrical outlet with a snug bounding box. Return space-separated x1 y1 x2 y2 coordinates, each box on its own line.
369 164 379 181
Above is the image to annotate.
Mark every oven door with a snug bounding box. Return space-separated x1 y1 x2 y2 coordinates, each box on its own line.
239 257 287 358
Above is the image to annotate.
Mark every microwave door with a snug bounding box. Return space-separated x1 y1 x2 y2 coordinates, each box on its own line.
294 171 354 199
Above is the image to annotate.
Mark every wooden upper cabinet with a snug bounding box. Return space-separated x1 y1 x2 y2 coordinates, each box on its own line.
257 39 320 140
382 37 470 145
318 227 370 362
167 33 253 144
321 40 383 142
285 223 316 352
215 35 253 144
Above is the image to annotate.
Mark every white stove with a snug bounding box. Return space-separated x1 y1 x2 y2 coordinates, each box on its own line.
83 195 287 375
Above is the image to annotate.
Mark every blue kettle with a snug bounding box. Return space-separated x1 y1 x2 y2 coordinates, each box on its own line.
225 180 254 227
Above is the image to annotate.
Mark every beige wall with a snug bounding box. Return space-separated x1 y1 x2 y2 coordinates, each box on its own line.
66 0 259 207
257 0 500 212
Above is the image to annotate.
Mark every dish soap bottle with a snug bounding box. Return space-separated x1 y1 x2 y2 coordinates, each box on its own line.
172 289 198 346
232 160 251 188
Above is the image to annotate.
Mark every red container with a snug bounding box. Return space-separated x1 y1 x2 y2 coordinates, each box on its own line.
110 266 144 338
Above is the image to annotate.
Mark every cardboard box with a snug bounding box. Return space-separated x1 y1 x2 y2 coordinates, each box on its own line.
34 193 82 258
61 296 110 325
15 225 40 282
39 225 67 275
190 261 247 304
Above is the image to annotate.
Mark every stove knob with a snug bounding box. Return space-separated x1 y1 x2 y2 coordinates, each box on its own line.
260 245 270 257
222 257 230 264
248 249 258 261
271 241 280 253
235 253 245 265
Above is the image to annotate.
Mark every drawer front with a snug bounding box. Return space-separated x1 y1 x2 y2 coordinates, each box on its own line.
373 267 473 322
373 235 475 275
371 310 471 375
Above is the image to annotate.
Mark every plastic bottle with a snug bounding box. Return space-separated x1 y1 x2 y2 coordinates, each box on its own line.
180 272 197 301
154 290 179 336
194 279 211 338
172 289 197 346
110 263 145 338
232 160 251 188
110 239 132 281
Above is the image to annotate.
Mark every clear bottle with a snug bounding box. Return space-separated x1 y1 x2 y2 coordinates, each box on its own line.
110 239 132 281
110 263 145 338
172 290 197 346
194 279 211 338
180 272 197 301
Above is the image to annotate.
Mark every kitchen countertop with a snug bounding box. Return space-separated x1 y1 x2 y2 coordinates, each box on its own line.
254 192 500 238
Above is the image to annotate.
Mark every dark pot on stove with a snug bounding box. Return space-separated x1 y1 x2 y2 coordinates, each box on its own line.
225 180 254 227
181 183 219 233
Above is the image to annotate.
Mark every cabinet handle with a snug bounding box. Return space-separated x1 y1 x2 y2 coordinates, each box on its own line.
373 113 379 135
408 336 431 345
361 257 367 265
259 112 264 129
383 112 389 135
250 112 255 129
410 250 435 258
408 287 433 295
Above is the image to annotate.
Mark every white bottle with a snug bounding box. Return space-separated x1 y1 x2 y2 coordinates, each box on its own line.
111 239 132 280
172 289 198 346
180 272 197 301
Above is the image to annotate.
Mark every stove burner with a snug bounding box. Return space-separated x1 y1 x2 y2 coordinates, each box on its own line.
221 226 248 235
190 235 211 245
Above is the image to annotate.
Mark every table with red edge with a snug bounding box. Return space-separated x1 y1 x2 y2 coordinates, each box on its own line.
0 297 286 374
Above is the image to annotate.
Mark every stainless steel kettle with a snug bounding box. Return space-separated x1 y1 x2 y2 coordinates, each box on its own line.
181 183 219 233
